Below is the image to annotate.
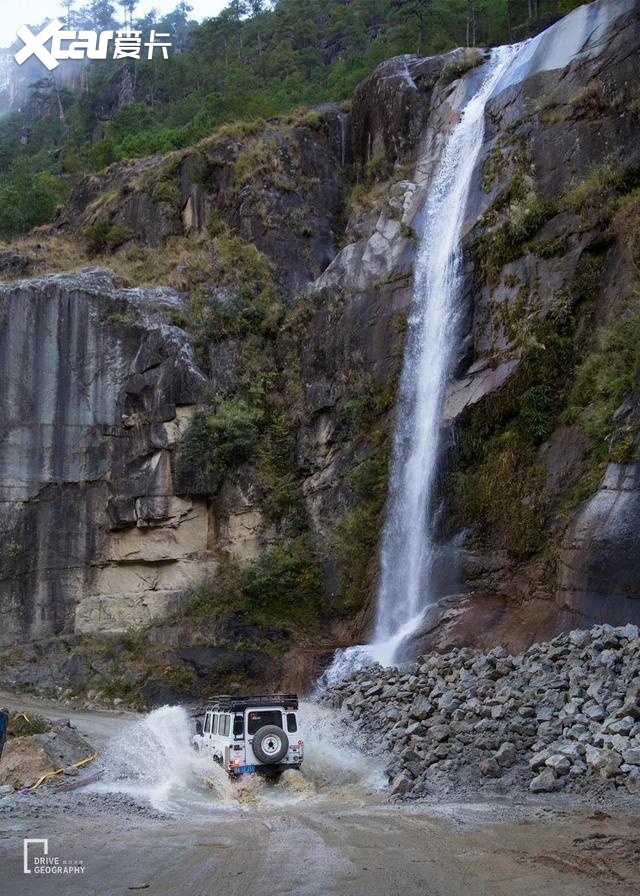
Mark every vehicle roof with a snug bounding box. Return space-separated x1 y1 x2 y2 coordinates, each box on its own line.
205 694 299 712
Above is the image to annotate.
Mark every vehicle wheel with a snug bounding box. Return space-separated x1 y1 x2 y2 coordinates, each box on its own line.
252 725 289 764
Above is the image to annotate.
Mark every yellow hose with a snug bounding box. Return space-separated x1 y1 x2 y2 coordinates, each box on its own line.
28 752 98 790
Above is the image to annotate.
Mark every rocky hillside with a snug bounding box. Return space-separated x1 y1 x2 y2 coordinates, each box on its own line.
0 0 639 703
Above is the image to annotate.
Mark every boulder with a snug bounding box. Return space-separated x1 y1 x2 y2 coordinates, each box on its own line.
479 757 502 778
0 725 94 789
529 768 560 793
494 742 517 768
585 745 622 779
545 754 571 776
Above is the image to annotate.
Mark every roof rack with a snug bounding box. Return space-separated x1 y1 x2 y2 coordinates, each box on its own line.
205 694 299 712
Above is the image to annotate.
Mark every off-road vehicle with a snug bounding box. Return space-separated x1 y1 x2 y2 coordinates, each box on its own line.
192 694 303 777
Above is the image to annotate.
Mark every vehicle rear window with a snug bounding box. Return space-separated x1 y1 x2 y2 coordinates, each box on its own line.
286 713 297 733
247 710 282 734
233 715 244 736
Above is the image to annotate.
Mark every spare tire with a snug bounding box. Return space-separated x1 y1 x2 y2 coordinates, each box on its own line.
252 725 289 764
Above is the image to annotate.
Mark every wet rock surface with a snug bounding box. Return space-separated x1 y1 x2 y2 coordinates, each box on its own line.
320 624 640 801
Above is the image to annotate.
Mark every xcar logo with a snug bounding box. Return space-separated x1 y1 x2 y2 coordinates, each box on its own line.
15 20 171 70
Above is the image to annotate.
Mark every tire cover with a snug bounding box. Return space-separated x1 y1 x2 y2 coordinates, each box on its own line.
252 725 289 764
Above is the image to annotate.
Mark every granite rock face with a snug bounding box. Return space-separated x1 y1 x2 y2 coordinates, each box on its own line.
0 270 209 644
1 0 640 676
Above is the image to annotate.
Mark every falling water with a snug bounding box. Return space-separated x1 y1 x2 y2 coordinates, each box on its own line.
322 45 522 684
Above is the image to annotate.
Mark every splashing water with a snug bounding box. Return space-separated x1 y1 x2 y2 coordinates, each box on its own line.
87 705 234 815
323 45 522 683
87 703 383 816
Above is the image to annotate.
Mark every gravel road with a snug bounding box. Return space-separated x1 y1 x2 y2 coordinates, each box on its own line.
1 693 639 896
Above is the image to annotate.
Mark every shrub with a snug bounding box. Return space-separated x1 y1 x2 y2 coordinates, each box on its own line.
182 540 323 633
234 136 295 191
176 399 264 494
561 160 625 216
567 292 640 462
191 228 281 345
440 50 484 84
8 713 51 737
84 221 132 255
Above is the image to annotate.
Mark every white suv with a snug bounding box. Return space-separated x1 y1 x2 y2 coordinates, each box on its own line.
192 694 304 777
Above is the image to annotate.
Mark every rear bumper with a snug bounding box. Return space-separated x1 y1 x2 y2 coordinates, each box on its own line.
230 763 301 777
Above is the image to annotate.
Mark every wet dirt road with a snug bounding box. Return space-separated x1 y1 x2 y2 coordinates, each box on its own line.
3 799 640 896
1 694 639 896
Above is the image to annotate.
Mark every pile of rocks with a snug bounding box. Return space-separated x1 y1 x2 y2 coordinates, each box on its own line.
319 624 640 799
0 717 94 791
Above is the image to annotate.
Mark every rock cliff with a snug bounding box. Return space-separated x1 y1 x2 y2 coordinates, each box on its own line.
0 0 639 700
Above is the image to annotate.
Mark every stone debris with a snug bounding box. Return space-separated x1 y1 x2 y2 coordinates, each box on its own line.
0 721 94 790
319 624 640 800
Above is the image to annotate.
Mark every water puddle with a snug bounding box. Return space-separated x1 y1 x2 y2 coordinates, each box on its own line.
85 701 384 817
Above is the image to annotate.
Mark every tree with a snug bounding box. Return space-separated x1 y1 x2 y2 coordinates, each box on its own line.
391 0 433 54
86 0 117 30
160 1 195 52
118 0 138 28
60 0 77 28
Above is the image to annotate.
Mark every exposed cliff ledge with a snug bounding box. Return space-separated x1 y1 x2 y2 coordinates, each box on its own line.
1 0 639 701
0 270 209 645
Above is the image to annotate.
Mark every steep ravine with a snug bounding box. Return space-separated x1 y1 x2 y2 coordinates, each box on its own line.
0 0 639 703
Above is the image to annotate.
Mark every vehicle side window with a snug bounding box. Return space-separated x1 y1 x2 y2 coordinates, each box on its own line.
233 715 243 736
212 714 218 735
286 713 297 733
204 713 211 734
247 710 282 734
223 715 231 737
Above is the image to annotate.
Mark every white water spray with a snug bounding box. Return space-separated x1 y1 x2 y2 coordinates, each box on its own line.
323 45 522 683
87 705 233 815
87 703 383 815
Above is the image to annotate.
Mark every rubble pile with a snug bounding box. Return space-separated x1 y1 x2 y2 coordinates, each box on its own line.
320 625 640 799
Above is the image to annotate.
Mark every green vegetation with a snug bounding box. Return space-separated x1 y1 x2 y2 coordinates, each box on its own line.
8 712 51 738
567 293 640 464
0 160 68 240
476 161 640 286
0 0 586 240
332 436 391 612
475 174 558 284
183 541 324 633
190 225 281 348
611 189 640 270
456 148 640 561
84 220 133 255
177 398 264 494
440 49 484 83
451 251 605 558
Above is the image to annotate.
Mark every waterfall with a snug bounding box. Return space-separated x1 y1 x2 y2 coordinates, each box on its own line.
321 45 521 686
371 45 520 665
